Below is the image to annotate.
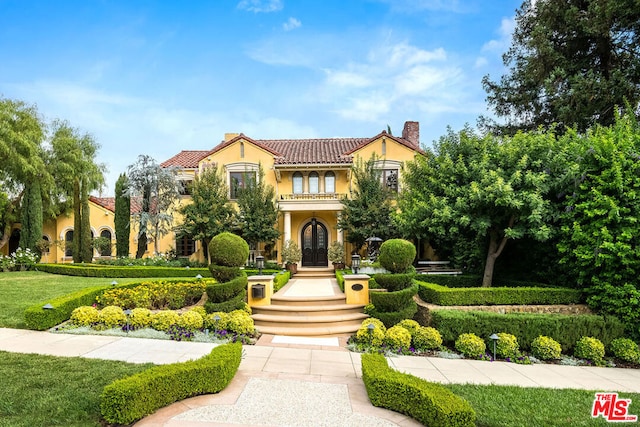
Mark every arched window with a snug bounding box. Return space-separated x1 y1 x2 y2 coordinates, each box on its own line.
309 171 319 194
64 230 73 257
324 171 335 193
293 172 303 194
100 229 112 256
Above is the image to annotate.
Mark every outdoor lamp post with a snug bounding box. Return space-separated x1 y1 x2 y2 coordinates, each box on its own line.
214 314 221 334
256 255 264 275
195 274 203 279
489 333 500 361
124 309 132 333
42 303 54 310
111 280 118 286
352 254 361 274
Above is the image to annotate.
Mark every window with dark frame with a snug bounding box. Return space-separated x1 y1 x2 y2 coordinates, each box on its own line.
176 235 196 257
382 169 399 192
230 171 256 199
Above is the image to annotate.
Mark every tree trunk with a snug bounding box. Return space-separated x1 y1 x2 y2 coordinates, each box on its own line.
72 179 82 263
136 233 147 259
481 219 514 287
0 191 25 251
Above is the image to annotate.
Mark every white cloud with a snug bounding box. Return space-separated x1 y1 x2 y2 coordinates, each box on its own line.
375 0 467 13
324 69 372 88
474 56 488 69
481 17 515 54
283 17 301 31
237 0 283 13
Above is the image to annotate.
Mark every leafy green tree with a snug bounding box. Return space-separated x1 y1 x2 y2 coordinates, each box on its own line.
482 0 640 135
177 166 234 263
338 155 398 252
18 180 43 254
114 174 130 257
49 121 105 263
234 166 280 252
0 98 48 251
397 127 562 286
127 155 181 257
557 114 640 337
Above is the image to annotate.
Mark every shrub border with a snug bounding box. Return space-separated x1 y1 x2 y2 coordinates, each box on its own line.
361 352 475 427
100 342 242 425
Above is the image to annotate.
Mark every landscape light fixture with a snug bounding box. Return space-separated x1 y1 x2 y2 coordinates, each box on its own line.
123 309 132 333
367 322 375 336
111 280 118 286
42 303 54 310
214 314 221 333
256 255 264 275
352 254 361 274
195 274 203 279
489 333 500 361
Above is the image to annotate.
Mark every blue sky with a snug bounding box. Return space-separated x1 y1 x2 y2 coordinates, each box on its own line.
0 0 523 194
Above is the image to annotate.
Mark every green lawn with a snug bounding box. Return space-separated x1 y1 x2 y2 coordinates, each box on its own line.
0 351 151 427
446 383 640 426
0 271 184 328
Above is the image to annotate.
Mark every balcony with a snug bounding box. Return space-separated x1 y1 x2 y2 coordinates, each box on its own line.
279 193 346 201
278 193 346 212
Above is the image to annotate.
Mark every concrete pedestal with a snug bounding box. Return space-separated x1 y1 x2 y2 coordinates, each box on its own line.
343 274 371 305
247 275 274 307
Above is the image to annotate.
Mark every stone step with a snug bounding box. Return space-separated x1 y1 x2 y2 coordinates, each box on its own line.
252 304 366 317
253 322 365 337
252 312 368 326
270 295 347 306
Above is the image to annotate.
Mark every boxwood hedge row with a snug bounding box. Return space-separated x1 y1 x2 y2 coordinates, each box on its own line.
362 352 475 427
417 282 583 306
429 309 625 353
100 342 242 425
37 263 211 278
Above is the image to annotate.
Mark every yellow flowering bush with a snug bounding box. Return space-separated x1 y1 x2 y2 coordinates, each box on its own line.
128 308 153 329
384 325 412 349
97 280 209 310
355 318 386 347
204 312 229 331
574 336 605 364
188 306 208 318
530 336 562 360
151 310 180 331
97 306 127 330
396 319 420 336
455 333 486 358
495 332 520 359
70 306 99 326
413 326 443 350
227 310 255 335
177 311 204 331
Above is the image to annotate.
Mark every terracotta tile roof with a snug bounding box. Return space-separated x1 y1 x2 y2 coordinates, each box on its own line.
89 196 143 214
160 150 212 168
258 138 367 165
343 131 424 155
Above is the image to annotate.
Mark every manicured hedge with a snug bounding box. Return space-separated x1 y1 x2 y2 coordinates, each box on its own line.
430 310 625 352
373 273 414 291
100 342 242 425
414 274 556 289
370 284 419 312
37 263 211 278
362 353 475 427
367 302 418 328
273 270 291 292
205 291 247 313
25 286 109 330
417 282 583 306
206 276 248 302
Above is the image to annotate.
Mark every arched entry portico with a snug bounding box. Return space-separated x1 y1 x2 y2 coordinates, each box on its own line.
301 219 328 267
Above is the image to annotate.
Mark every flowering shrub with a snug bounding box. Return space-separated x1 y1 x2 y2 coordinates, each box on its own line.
189 306 208 318
355 318 386 347
70 306 100 326
227 310 255 335
609 338 640 363
151 310 180 331
97 306 127 330
0 255 16 271
455 333 486 358
574 336 605 364
531 336 562 360
384 325 412 349
177 311 204 331
167 324 195 341
204 312 229 331
495 333 520 359
12 247 39 269
396 319 420 336
97 280 208 310
413 326 442 351
128 308 153 329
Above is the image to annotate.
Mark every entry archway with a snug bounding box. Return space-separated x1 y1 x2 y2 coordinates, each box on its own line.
301 219 328 267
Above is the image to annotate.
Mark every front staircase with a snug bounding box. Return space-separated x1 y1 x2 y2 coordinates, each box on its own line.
251 268 368 336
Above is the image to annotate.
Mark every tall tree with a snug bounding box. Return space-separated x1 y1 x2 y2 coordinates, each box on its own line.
234 166 280 252
18 180 43 254
337 155 398 252
176 166 234 263
114 173 131 257
127 155 181 257
482 0 640 135
0 98 48 251
49 121 105 263
397 127 563 286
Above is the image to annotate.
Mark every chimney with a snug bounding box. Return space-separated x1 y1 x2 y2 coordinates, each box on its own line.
402 121 419 147
224 133 239 141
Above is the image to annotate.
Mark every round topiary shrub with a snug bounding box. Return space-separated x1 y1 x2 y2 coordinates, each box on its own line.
413 326 443 350
377 239 416 273
98 306 126 329
209 232 249 267
177 310 204 331
227 310 255 335
396 319 420 336
574 336 605 363
495 332 520 359
204 311 229 331
455 333 486 358
609 338 640 363
151 310 180 332
128 308 153 329
384 325 412 349
70 306 100 326
188 306 208 318
355 318 386 347
531 336 562 360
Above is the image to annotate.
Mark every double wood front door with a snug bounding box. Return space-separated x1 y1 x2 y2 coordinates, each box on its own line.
301 220 328 267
